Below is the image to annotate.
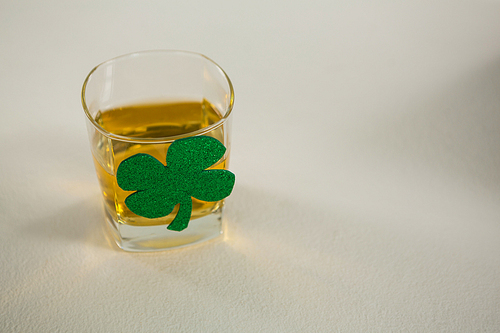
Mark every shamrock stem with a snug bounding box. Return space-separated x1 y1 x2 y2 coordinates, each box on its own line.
167 197 193 232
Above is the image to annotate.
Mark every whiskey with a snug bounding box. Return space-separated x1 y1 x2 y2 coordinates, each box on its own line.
92 100 228 227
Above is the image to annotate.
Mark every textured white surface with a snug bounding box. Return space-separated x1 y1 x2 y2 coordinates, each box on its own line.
1 0 500 332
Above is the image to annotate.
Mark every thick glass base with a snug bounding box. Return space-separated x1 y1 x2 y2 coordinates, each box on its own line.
103 207 223 252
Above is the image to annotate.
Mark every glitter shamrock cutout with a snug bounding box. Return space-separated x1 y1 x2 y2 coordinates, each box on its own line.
116 136 235 232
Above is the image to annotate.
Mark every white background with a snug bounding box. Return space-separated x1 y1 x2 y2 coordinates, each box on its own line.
1 0 500 331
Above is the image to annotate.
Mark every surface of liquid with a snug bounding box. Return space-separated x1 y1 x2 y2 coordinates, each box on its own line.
92 100 227 227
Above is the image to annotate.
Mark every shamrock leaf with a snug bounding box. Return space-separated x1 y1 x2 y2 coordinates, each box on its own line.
116 136 235 232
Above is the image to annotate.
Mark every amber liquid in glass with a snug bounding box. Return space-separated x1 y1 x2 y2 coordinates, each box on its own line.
92 100 227 227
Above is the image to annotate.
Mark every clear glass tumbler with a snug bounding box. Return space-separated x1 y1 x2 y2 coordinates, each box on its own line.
81 50 234 252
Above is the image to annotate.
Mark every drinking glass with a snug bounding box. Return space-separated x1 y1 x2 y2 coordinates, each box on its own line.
81 50 234 252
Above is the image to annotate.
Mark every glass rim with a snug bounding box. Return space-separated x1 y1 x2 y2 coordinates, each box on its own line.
81 49 234 143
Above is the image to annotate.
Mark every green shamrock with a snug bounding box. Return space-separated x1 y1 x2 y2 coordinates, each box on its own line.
116 136 235 232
